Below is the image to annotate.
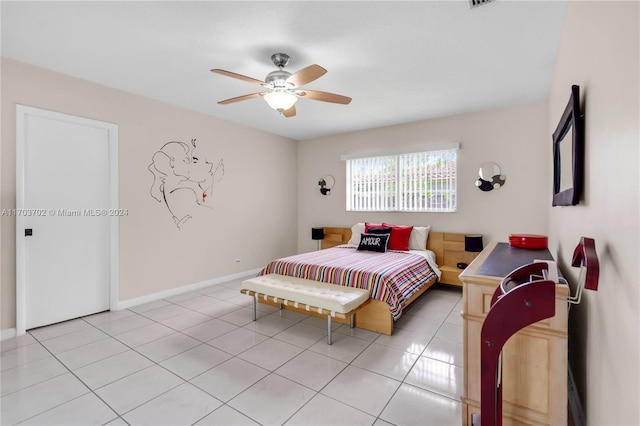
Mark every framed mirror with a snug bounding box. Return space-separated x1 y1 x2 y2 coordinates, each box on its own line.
552 85 584 206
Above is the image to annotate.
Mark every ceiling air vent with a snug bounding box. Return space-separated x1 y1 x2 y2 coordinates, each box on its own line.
469 0 494 8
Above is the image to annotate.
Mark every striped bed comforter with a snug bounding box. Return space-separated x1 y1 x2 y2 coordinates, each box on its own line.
259 246 437 320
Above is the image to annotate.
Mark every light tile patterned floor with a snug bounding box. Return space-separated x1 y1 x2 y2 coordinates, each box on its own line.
1 278 463 425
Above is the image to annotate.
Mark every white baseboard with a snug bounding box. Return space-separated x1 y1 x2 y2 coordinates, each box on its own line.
1 328 17 341
1 269 261 340
116 268 262 310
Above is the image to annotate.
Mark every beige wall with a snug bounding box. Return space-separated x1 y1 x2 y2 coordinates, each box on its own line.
1 58 298 331
297 102 549 253
547 1 639 424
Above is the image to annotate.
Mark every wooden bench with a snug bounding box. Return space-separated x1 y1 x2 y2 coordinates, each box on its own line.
241 273 370 344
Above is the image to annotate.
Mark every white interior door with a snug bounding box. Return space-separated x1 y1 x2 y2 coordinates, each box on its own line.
16 105 118 332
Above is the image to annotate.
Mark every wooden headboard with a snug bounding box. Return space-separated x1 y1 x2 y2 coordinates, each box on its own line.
320 227 479 286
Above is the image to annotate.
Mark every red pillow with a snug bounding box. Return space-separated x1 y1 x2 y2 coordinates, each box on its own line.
364 222 384 232
382 223 413 251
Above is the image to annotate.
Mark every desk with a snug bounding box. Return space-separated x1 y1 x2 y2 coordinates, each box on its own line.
459 241 569 425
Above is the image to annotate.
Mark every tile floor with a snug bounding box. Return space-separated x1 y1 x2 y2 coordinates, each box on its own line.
1 278 464 426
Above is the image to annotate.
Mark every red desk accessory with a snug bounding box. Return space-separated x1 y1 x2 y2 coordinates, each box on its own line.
508 234 548 249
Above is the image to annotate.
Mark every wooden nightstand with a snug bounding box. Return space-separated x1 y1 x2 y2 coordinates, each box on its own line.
439 265 468 286
459 241 569 425
429 233 480 287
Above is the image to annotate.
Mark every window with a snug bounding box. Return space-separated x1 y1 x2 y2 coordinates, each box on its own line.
343 144 458 212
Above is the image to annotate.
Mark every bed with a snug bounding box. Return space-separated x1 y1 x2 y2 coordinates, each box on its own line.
257 225 476 335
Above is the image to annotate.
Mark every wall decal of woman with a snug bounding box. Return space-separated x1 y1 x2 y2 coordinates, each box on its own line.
148 139 224 229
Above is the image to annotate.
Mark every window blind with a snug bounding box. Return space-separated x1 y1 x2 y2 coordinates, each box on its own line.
344 144 458 213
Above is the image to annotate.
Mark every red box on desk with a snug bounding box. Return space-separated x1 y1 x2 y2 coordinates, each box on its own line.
509 234 548 249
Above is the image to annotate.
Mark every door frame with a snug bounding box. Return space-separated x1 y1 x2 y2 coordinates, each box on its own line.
15 105 119 335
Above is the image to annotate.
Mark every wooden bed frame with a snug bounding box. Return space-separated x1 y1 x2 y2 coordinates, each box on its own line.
259 228 478 335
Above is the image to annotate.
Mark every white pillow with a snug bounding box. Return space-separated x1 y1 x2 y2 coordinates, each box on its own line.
347 222 365 245
409 226 431 251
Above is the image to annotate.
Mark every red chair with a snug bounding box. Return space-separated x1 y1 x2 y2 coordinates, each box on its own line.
473 262 557 426
472 237 599 426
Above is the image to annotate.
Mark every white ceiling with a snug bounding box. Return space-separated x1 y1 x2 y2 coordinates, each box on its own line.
1 1 567 141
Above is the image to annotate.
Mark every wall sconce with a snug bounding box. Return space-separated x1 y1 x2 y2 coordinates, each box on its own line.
475 162 506 192
311 227 324 250
318 175 335 195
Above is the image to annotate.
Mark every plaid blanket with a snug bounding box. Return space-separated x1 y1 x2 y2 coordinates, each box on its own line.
260 246 437 320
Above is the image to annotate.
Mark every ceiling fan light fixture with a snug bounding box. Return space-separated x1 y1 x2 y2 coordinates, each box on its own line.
263 90 298 112
213 53 350 116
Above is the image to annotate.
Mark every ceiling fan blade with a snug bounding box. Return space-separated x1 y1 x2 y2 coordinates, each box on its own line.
218 92 265 105
295 90 352 105
282 105 296 118
287 65 327 87
211 69 265 86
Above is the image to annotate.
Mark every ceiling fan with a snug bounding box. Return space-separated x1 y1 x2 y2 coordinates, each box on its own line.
211 53 352 118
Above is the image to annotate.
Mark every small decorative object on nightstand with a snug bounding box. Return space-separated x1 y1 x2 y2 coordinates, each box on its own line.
311 227 324 250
